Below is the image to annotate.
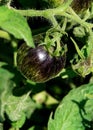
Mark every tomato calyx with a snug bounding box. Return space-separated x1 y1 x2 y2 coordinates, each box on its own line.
36 29 67 58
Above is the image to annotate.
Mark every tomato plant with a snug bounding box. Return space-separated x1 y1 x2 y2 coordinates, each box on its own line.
0 0 93 130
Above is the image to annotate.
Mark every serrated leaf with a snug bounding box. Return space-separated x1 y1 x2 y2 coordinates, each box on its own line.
0 6 34 47
48 83 93 130
0 64 38 126
5 91 35 121
11 113 26 128
0 67 15 122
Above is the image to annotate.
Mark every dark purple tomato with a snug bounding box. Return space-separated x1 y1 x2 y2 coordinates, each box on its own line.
17 43 66 83
71 0 92 13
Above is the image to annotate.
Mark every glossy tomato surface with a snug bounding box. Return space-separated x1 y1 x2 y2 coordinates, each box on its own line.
17 43 66 83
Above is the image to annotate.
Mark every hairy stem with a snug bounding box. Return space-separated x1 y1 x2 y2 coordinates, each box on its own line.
12 0 73 27
11 1 93 31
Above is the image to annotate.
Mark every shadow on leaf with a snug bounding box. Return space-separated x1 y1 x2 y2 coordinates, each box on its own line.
72 99 93 130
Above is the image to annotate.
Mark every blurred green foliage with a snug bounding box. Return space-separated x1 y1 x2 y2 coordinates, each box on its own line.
0 0 93 130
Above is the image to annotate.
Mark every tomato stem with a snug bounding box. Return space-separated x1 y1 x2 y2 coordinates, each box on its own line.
12 0 73 27
12 0 93 30
70 37 85 59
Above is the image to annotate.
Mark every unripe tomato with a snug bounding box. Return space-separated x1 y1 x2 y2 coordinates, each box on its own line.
17 43 66 83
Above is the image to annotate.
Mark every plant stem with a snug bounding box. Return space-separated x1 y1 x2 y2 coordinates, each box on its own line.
12 3 93 31
12 0 73 27
11 40 18 67
48 15 60 29
70 37 85 59
7 0 12 7
65 7 93 30
14 0 73 16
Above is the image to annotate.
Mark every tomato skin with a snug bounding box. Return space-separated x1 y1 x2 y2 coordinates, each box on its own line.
71 0 92 13
17 43 66 83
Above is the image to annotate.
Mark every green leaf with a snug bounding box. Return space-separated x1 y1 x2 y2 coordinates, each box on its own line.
48 83 93 130
0 67 15 122
5 92 30 121
0 6 34 47
0 64 38 128
11 113 26 128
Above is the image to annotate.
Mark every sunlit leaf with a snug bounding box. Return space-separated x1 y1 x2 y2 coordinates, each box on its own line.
0 65 38 128
0 6 34 47
48 83 93 130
